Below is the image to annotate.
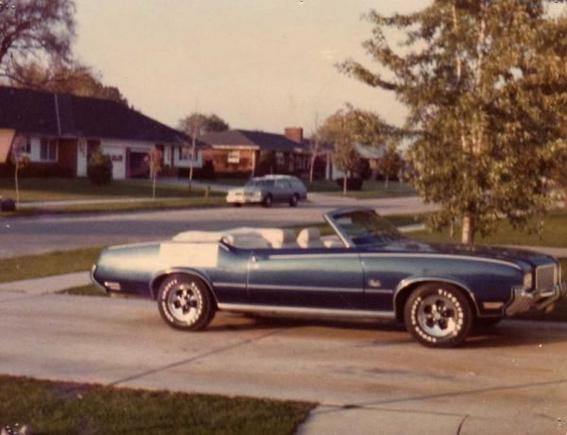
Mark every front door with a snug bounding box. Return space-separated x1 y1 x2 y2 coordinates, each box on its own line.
247 248 364 310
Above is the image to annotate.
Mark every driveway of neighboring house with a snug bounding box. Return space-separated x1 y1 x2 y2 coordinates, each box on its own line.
0 195 436 258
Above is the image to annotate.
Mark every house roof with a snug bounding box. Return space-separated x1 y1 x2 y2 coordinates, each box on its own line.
202 129 308 153
354 143 385 159
0 86 188 144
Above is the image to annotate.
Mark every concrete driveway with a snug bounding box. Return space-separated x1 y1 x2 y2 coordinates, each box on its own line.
0 291 565 434
0 195 436 258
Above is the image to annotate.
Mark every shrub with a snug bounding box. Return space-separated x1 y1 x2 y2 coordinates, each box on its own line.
335 177 364 191
196 159 216 179
87 150 113 185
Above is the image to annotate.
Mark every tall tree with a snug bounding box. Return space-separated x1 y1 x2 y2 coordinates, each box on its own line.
8 61 128 105
178 113 229 189
341 1 566 244
146 146 163 200
318 105 387 194
178 113 230 135
10 136 29 205
376 142 403 190
0 0 76 81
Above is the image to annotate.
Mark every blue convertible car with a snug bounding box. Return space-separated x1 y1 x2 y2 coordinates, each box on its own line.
92 207 566 348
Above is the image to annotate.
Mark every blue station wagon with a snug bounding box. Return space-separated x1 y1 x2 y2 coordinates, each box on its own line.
92 207 566 348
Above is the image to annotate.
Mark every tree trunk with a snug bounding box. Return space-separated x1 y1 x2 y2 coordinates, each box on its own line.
14 165 19 205
384 174 389 190
461 214 475 245
188 134 196 193
343 174 347 195
309 154 316 184
152 175 156 200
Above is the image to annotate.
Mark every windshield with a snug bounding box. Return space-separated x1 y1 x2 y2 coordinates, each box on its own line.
245 179 274 188
329 209 403 246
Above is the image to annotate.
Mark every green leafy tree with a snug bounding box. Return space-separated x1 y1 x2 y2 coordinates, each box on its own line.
376 143 403 189
319 106 387 194
8 61 128 105
0 0 75 81
87 149 112 186
341 1 566 244
178 113 229 190
178 113 230 135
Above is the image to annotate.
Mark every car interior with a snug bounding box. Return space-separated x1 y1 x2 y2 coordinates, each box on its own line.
173 227 344 250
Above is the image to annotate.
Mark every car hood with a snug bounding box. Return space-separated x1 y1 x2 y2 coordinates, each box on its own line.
371 238 554 269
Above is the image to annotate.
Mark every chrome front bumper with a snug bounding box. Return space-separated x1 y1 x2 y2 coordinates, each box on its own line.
506 281 567 316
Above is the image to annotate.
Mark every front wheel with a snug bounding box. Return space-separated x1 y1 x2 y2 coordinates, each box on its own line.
404 283 473 348
262 194 273 208
157 274 215 331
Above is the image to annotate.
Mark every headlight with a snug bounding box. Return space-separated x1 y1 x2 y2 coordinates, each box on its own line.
523 272 533 289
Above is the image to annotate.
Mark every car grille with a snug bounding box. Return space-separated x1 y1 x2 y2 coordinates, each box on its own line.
535 264 557 289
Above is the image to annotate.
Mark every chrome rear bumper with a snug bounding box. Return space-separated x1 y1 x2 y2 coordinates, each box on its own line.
506 281 567 316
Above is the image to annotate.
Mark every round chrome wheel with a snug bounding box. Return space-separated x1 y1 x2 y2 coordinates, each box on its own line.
166 281 203 324
404 283 473 348
416 294 459 339
157 274 215 331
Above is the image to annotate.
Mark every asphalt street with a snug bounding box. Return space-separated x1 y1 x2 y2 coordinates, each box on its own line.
0 194 436 258
0 292 565 434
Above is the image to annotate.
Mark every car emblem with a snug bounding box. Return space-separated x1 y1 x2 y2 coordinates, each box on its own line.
368 279 382 288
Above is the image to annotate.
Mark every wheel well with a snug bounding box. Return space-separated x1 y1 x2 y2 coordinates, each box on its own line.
394 280 478 322
151 272 218 307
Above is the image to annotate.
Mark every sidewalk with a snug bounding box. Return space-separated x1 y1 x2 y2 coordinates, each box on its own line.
0 272 90 295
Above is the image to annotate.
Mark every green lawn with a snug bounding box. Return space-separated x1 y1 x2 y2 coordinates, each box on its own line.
303 179 416 198
0 177 219 202
0 375 314 435
210 177 249 186
412 210 567 248
0 247 103 283
331 181 417 199
1 196 225 218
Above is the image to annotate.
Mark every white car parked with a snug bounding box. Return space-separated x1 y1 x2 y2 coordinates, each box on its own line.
226 175 308 207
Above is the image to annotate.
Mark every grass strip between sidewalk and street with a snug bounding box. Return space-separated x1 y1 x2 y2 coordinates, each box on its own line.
0 375 314 435
0 197 225 218
0 178 218 202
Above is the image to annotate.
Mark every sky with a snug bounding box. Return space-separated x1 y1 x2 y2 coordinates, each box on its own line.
73 0 434 135
73 0 566 135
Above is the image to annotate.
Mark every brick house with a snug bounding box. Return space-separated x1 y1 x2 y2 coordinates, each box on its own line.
0 86 204 179
201 127 311 176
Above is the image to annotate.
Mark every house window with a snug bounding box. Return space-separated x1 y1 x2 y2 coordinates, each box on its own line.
40 138 57 162
24 136 32 154
227 150 240 164
179 147 192 160
276 152 285 166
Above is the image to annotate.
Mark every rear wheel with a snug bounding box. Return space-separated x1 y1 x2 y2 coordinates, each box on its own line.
262 194 273 208
404 283 473 348
157 274 215 331
289 194 299 207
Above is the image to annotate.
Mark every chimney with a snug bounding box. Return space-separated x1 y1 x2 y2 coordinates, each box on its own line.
284 127 303 143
